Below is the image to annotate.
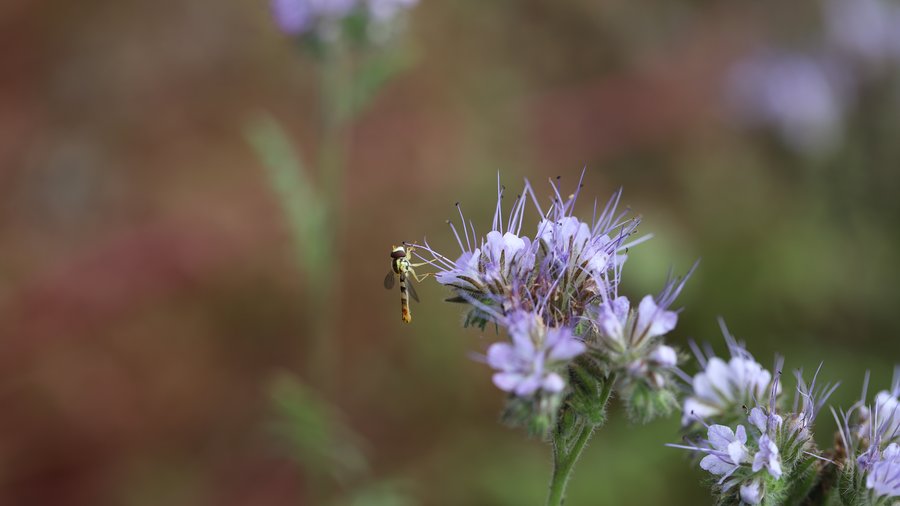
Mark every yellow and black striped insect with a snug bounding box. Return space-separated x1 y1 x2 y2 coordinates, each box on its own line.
384 245 429 323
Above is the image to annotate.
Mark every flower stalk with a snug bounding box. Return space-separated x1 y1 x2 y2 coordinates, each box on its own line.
547 373 616 506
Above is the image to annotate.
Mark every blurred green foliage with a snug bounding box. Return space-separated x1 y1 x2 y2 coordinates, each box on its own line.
2 0 899 505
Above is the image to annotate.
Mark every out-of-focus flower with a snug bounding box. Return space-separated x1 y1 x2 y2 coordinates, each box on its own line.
824 0 900 67
270 0 418 38
727 50 851 156
270 0 356 35
681 324 778 426
487 310 585 397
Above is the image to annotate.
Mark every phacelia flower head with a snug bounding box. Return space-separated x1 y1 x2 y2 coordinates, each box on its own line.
586 265 693 364
412 172 641 330
672 358 836 505
681 321 780 427
579 264 694 422
669 416 782 505
411 172 690 431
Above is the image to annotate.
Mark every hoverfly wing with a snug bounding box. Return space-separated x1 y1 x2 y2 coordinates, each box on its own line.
383 271 396 290
407 279 420 303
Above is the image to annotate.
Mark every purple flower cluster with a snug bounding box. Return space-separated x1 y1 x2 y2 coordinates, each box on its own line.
674 337 838 504
271 0 418 37
412 173 691 427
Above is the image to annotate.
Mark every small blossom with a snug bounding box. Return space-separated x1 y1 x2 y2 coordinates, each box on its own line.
752 434 783 479
591 295 630 344
486 311 585 397
748 407 783 435
699 424 752 477
650 345 677 368
740 480 763 505
634 295 678 341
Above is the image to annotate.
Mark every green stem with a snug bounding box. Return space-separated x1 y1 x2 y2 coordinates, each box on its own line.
546 373 615 506
547 422 594 506
309 36 353 393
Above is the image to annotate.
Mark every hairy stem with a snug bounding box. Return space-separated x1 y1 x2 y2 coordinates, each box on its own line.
547 421 594 506
546 374 615 506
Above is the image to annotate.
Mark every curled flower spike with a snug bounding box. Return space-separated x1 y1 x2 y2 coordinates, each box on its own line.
681 320 779 426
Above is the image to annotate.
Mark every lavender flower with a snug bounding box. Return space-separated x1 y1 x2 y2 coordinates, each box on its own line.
487 310 585 397
727 50 850 155
698 424 751 477
824 0 900 67
270 0 355 35
681 323 778 426
740 480 763 505
867 443 900 498
752 434 782 479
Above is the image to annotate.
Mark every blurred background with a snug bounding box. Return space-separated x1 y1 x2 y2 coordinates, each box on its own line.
2 0 900 504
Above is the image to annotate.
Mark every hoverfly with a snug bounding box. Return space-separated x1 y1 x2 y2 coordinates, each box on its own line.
384 244 430 323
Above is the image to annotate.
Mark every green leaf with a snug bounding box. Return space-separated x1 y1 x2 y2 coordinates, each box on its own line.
244 114 327 282
266 373 368 485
